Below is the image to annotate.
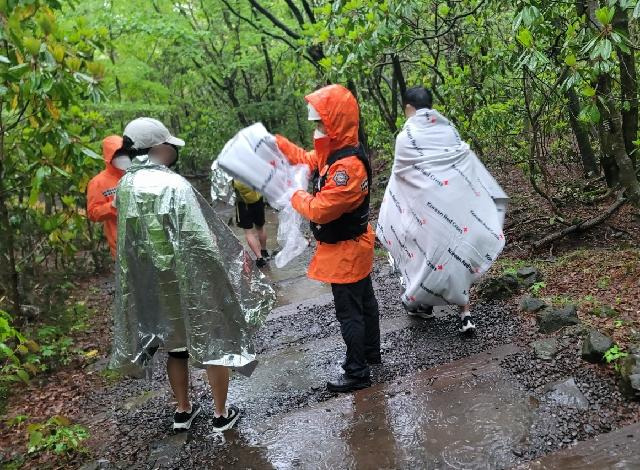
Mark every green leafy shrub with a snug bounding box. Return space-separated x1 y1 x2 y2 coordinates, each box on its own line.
36 325 75 367
604 344 628 372
529 281 546 295
0 310 39 385
27 416 89 455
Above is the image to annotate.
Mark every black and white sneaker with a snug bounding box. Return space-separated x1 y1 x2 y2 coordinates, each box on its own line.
459 314 476 333
405 303 436 320
261 249 270 260
211 405 241 432
256 257 267 268
173 403 201 431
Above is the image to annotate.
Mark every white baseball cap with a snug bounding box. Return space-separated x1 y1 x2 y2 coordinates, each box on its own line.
123 117 185 150
307 103 322 121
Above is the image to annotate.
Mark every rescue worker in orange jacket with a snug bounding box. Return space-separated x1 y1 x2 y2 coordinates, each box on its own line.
87 135 128 258
276 84 380 393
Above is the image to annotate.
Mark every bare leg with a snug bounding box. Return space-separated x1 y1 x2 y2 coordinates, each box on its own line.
167 356 190 412
206 365 230 416
255 225 267 251
244 228 262 259
460 304 471 318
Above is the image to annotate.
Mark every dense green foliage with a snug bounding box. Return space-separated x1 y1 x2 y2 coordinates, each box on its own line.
0 0 109 317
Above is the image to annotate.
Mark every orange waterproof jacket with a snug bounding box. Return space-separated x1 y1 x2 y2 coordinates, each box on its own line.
87 136 124 258
276 84 374 284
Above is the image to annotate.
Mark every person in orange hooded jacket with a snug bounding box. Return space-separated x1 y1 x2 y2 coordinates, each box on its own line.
276 84 380 393
87 135 128 258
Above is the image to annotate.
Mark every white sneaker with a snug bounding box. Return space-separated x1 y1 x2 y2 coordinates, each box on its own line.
459 314 476 333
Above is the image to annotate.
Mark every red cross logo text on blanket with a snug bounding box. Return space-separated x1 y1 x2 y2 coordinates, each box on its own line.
333 170 349 186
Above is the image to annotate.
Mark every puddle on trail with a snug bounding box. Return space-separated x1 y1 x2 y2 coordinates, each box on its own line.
195 345 537 469
228 315 415 411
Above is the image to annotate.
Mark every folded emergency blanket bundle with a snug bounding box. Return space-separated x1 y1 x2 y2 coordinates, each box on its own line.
215 123 309 268
377 109 508 308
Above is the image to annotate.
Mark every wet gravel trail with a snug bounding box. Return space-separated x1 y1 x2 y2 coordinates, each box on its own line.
501 330 640 461
77 260 640 469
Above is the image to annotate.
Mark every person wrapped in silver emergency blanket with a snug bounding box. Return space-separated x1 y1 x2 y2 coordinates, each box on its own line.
111 117 275 432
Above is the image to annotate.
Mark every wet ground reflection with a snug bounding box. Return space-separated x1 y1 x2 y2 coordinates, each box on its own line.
205 345 536 469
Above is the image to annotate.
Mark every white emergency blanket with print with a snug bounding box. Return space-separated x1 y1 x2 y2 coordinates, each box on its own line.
377 108 508 308
217 123 309 268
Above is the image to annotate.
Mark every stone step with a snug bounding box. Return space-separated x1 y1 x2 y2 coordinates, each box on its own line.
516 422 640 469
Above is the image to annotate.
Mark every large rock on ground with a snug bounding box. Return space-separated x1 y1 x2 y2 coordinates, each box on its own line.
620 346 640 400
537 305 580 333
581 329 614 363
532 337 558 360
516 266 541 287
545 377 589 410
476 274 520 300
520 296 548 313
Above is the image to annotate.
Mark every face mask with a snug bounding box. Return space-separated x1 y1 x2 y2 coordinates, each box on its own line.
313 128 327 139
313 133 332 167
112 156 132 170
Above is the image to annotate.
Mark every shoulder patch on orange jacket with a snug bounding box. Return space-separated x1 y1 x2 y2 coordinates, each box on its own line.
291 156 368 225
333 170 349 187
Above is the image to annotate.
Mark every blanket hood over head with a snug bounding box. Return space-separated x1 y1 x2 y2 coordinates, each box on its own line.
377 108 508 308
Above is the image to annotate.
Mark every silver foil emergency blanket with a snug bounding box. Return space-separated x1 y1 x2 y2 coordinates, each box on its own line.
210 160 236 205
111 157 275 377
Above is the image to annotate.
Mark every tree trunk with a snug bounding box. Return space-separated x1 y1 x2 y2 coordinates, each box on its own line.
583 0 638 201
0 116 21 315
615 10 638 165
346 79 370 153
595 76 621 188
565 87 599 175
391 54 407 107
596 76 640 205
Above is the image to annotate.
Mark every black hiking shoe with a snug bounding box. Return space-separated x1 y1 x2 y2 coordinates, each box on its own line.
459 314 476 334
260 249 270 260
173 403 201 431
211 405 241 432
256 257 267 268
327 374 371 393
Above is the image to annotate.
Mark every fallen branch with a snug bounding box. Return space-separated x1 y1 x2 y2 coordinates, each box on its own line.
532 195 627 249
504 216 554 232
